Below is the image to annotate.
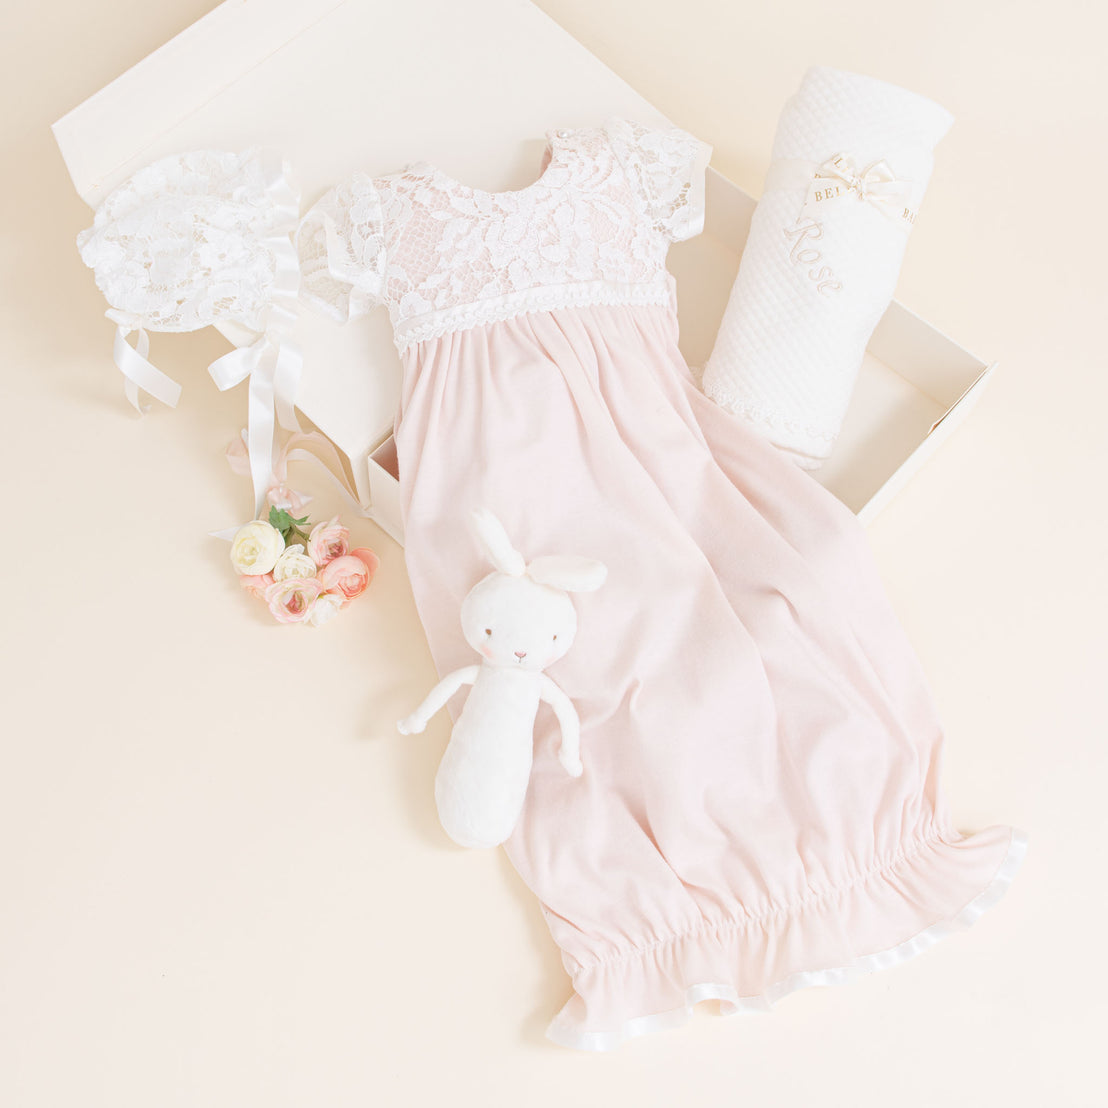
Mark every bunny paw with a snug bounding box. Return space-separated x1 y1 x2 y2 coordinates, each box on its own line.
559 751 584 778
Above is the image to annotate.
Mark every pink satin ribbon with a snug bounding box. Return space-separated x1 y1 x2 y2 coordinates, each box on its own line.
212 429 371 540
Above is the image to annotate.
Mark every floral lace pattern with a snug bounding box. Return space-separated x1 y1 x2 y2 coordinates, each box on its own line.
296 118 710 351
78 149 299 334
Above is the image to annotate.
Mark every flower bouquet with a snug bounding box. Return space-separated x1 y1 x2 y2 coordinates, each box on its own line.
229 501 379 626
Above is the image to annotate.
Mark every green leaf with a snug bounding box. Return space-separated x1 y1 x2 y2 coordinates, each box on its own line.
264 505 312 543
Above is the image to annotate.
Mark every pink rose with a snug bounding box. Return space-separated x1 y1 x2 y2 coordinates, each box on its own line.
265 576 324 624
306 516 350 566
240 572 275 600
318 548 378 603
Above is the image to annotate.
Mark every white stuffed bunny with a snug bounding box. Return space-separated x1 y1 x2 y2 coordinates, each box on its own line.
397 509 607 849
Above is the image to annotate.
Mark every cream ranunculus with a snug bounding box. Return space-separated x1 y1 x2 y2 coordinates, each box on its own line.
272 543 318 582
309 591 345 627
230 520 285 576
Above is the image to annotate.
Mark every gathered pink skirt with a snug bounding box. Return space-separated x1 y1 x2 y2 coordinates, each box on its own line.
393 300 1022 1050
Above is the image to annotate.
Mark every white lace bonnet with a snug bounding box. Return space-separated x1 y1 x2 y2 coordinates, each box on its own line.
77 148 303 514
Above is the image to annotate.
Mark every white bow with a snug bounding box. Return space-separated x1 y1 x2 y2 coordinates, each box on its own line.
206 221 304 518
824 152 908 204
815 153 915 221
208 333 303 518
764 152 919 230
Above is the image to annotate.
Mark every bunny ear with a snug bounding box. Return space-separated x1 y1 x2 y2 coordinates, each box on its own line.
526 555 608 593
469 509 526 576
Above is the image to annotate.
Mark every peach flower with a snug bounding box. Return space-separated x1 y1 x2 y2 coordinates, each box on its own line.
239 572 274 600
265 576 323 624
306 517 349 567
318 548 378 603
351 547 380 578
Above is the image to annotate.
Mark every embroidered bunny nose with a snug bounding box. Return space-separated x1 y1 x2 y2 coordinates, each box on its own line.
515 650 527 659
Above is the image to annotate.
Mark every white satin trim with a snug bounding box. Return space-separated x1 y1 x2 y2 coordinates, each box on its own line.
545 827 1027 1052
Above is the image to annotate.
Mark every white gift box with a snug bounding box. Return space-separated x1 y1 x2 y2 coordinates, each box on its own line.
53 0 993 543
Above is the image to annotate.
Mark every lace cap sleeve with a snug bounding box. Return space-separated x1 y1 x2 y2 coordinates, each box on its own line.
297 172 386 322
603 117 712 243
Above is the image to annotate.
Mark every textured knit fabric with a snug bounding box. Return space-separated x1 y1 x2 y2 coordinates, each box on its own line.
298 117 1021 1051
702 67 953 468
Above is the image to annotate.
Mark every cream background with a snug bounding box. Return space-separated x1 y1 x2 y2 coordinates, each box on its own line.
2 0 1104 1104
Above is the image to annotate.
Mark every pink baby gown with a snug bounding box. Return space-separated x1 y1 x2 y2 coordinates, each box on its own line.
297 117 1024 1051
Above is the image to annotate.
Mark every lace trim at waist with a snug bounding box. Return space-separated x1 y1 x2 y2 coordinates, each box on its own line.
392 276 675 351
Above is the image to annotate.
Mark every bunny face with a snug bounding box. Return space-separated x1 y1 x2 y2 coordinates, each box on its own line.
461 573 578 672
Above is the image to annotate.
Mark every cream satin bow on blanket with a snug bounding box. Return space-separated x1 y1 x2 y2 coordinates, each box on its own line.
764 152 919 228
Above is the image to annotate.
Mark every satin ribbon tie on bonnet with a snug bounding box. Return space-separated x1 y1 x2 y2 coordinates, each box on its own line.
78 149 304 516
208 428 371 541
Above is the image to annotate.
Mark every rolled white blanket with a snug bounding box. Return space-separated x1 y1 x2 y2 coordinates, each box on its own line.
702 66 953 468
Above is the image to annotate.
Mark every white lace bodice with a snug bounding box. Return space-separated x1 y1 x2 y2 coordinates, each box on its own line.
296 118 711 352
